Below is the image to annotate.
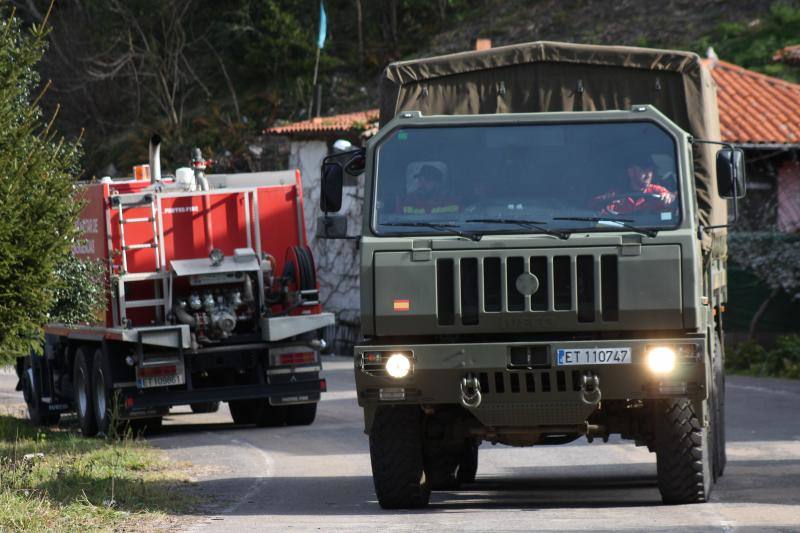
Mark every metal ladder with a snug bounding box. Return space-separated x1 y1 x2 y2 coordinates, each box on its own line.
111 193 169 326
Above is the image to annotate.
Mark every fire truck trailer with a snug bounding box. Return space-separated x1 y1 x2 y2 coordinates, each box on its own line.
18 139 334 435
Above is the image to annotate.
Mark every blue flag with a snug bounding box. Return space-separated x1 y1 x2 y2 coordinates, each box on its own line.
317 1 327 49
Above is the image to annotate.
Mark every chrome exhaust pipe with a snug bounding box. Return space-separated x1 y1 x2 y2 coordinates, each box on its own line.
149 134 162 184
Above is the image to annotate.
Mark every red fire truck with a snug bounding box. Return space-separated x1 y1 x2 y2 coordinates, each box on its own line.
18 139 334 435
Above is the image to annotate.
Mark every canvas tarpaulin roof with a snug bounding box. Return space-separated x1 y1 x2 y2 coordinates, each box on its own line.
379 41 726 230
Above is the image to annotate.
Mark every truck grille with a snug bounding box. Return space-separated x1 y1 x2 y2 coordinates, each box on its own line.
436 253 619 326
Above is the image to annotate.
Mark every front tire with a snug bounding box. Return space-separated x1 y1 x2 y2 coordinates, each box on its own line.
369 406 430 509
655 400 712 504
74 347 98 437
456 440 479 485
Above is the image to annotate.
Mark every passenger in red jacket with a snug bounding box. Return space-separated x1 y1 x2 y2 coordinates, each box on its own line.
593 157 676 216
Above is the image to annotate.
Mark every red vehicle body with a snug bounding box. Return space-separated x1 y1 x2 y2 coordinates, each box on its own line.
19 162 334 435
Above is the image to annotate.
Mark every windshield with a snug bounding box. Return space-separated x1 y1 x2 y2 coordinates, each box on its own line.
373 121 680 237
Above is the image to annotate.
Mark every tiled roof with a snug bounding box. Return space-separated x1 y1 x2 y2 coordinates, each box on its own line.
267 61 800 147
707 59 800 146
265 109 379 136
773 44 800 65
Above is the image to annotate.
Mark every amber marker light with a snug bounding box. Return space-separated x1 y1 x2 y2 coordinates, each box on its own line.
393 299 410 312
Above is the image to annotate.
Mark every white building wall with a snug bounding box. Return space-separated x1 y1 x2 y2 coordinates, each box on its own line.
291 140 363 327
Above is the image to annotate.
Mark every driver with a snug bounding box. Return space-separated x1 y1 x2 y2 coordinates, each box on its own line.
400 164 460 215
591 156 676 215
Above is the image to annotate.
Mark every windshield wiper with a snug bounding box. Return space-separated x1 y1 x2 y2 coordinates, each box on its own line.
466 218 570 240
552 216 659 238
381 222 482 241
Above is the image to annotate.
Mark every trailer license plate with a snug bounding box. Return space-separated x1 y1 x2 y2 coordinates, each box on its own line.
556 348 631 365
136 373 185 389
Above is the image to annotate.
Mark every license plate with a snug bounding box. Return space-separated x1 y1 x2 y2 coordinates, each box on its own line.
556 347 631 365
136 373 185 389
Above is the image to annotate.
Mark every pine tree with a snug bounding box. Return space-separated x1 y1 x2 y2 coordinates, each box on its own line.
0 8 83 363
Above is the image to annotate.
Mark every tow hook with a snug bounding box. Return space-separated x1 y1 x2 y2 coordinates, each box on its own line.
460 374 482 408
580 373 602 405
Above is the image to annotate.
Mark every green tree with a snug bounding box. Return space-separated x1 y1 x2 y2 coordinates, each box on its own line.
0 9 83 363
698 1 800 82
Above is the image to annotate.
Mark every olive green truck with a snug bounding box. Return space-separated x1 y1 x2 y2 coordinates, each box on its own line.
319 42 746 508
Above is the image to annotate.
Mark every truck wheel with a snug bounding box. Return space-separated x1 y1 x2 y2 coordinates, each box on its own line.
190 402 220 414
254 401 287 427
655 400 711 504
369 406 430 509
92 347 119 438
425 448 460 490
456 440 480 485
286 403 317 426
74 347 98 437
229 400 257 425
21 364 60 426
713 334 727 478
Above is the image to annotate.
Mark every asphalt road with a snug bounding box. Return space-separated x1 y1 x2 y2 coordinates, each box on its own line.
147 356 800 532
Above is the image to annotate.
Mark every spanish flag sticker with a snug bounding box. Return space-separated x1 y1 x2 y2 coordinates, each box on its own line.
393 299 410 312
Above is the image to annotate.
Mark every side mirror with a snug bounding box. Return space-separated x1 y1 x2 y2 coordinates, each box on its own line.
320 147 366 214
716 147 747 199
320 162 344 213
316 215 348 239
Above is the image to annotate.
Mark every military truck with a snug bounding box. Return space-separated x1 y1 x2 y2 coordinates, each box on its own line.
319 42 746 508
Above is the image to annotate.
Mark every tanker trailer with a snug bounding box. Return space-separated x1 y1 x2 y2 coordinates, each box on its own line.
19 138 334 435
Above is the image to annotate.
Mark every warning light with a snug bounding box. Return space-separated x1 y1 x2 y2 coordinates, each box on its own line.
393 299 410 312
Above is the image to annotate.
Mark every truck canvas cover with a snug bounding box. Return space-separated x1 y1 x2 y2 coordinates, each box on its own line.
379 41 726 230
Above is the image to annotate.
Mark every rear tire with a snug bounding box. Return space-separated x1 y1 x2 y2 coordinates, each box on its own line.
74 347 98 437
229 400 257 425
369 406 430 509
286 403 317 426
21 361 60 426
655 400 712 504
254 401 287 427
190 402 220 414
91 347 119 437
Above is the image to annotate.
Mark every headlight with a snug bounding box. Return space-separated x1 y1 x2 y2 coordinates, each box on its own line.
385 353 411 378
646 346 676 374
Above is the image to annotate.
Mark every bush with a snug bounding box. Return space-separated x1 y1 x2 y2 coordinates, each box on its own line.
48 252 106 326
727 335 800 379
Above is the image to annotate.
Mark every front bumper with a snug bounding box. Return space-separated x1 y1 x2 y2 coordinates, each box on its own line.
355 337 707 427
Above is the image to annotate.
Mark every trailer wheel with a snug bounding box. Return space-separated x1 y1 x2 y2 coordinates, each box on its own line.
74 347 98 437
655 399 712 504
285 403 317 426
254 401 287 427
21 362 60 426
191 402 220 414
91 348 120 437
229 400 256 425
369 406 430 509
